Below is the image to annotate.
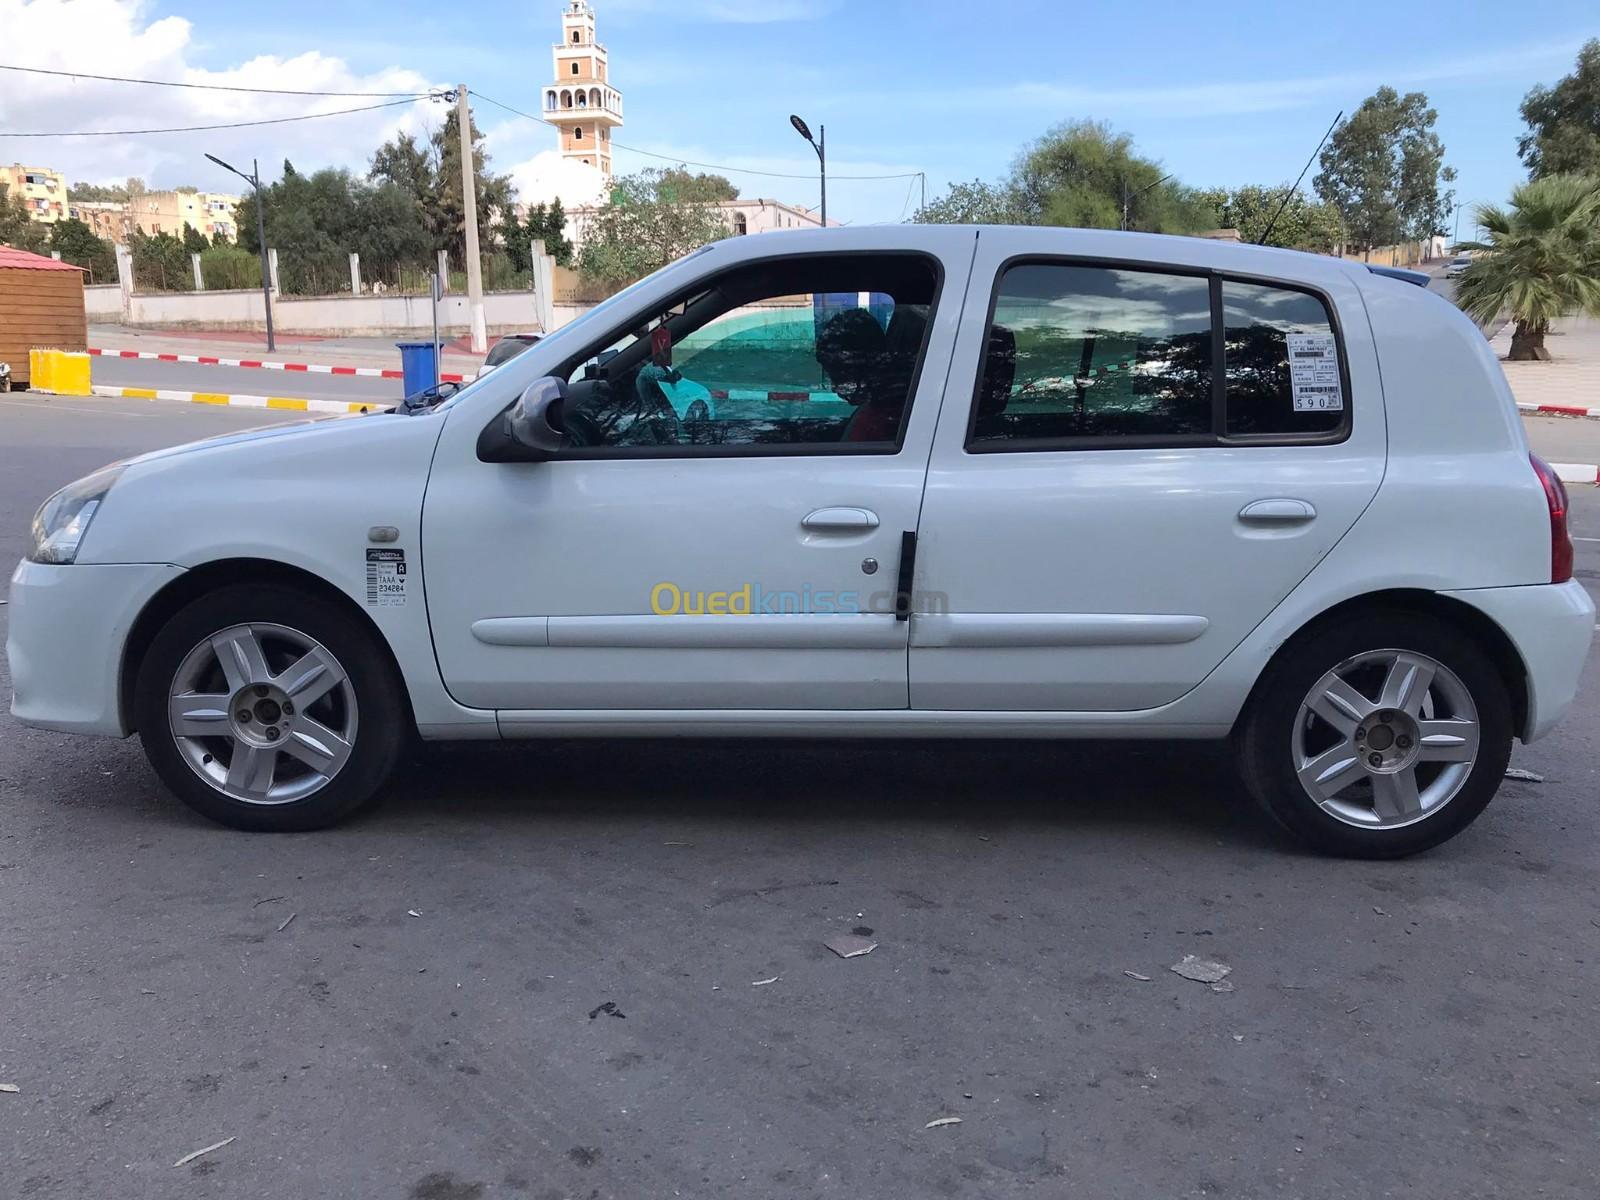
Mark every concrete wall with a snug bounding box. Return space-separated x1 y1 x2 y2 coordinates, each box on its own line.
84 284 123 319
95 288 547 336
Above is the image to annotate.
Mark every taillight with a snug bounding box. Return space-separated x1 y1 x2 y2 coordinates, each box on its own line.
1530 454 1574 584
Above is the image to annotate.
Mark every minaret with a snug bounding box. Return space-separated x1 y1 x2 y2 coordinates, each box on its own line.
542 1 622 181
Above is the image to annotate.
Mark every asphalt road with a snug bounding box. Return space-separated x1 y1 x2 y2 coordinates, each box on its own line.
90 356 410 405
3 397 1599 1199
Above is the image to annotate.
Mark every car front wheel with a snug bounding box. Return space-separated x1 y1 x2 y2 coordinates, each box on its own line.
134 584 406 831
1237 611 1514 858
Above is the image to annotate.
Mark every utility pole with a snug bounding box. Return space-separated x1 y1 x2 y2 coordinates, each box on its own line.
456 84 486 354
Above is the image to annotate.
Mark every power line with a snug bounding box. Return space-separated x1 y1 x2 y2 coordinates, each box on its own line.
0 97 424 138
0 62 431 98
469 89 922 183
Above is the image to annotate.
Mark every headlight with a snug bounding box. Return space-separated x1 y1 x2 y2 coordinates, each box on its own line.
27 466 123 564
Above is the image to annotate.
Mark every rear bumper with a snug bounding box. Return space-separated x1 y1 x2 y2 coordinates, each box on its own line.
1441 580 1594 742
6 558 184 736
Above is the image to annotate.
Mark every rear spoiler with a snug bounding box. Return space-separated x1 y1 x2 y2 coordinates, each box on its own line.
1365 264 1430 288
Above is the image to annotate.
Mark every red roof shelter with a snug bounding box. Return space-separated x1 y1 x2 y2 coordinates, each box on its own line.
0 246 88 388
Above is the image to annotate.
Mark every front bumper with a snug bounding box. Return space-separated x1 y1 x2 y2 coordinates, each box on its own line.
6 559 184 736
1442 579 1595 742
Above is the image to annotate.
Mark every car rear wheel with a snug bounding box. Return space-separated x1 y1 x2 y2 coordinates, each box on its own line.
134 584 406 831
1236 611 1513 858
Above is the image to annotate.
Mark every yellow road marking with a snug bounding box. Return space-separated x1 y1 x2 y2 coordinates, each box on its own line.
267 397 309 411
190 393 230 405
121 387 157 399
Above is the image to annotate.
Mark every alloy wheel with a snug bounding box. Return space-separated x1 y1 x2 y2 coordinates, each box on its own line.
166 623 359 806
1292 649 1479 829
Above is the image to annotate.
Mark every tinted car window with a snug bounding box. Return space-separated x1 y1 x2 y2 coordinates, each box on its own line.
970 263 1213 446
558 254 938 453
1223 281 1344 436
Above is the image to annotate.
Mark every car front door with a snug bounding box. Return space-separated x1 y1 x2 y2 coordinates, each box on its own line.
910 238 1384 712
422 240 969 712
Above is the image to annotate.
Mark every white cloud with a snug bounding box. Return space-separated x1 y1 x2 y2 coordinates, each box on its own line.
0 0 446 190
506 150 611 211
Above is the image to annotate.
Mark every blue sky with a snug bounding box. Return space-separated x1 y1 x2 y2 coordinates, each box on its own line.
4 0 1597 229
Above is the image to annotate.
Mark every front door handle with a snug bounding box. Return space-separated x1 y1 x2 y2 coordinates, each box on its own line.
1238 498 1317 523
802 507 880 532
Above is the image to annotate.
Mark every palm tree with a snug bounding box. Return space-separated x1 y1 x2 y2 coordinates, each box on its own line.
1454 174 1600 360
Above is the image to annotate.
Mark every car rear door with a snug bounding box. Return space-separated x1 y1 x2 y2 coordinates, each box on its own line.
909 234 1384 712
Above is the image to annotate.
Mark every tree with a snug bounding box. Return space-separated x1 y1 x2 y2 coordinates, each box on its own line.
182 222 210 255
504 201 574 270
128 230 191 291
372 112 514 266
69 181 129 203
500 207 532 272
655 168 738 203
1314 88 1455 252
1453 175 1600 360
0 186 49 253
238 161 434 293
913 179 1026 224
49 218 116 283
533 198 573 266
915 121 1213 233
1519 39 1600 178
1010 120 1215 233
578 168 729 288
1201 184 1344 251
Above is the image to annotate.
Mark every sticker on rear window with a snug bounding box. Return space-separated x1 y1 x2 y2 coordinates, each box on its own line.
1286 332 1342 412
365 548 406 607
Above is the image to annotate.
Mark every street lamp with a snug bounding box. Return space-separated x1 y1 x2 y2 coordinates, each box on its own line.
204 152 275 352
789 114 825 228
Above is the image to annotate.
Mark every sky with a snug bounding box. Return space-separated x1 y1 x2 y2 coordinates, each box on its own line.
1 0 1596 233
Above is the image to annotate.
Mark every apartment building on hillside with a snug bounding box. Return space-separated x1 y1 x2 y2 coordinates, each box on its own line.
0 163 68 224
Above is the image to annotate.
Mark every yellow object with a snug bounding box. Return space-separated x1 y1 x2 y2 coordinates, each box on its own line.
51 350 90 396
25 348 90 395
29 347 53 392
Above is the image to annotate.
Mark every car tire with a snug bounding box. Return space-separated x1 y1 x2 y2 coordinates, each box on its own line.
1236 610 1513 858
134 583 407 831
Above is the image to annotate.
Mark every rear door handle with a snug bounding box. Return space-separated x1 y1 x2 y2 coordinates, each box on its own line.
1238 498 1317 523
802 507 880 532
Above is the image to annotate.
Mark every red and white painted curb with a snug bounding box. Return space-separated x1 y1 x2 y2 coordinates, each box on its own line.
88 347 474 384
1518 401 1600 420
90 384 388 415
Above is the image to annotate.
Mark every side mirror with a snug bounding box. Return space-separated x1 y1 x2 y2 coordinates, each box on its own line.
505 376 568 459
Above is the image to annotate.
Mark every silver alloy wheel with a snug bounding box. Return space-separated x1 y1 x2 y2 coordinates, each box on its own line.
1292 649 1480 829
167 623 359 806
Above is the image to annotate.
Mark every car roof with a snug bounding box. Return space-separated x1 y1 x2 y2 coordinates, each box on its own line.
696 225 1372 293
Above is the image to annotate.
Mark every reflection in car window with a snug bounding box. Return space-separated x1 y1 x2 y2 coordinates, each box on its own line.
557 254 939 453
1223 282 1344 436
971 264 1213 445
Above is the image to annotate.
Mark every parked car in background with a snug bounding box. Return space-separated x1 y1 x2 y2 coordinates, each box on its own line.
1445 255 1473 278
8 226 1590 857
477 333 542 374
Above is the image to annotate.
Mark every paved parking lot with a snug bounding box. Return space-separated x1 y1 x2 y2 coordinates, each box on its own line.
3 395 1599 1199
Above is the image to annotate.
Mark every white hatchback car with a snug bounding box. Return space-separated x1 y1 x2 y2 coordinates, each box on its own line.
8 227 1592 856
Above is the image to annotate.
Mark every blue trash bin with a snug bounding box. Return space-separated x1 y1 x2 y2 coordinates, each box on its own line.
395 341 438 400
